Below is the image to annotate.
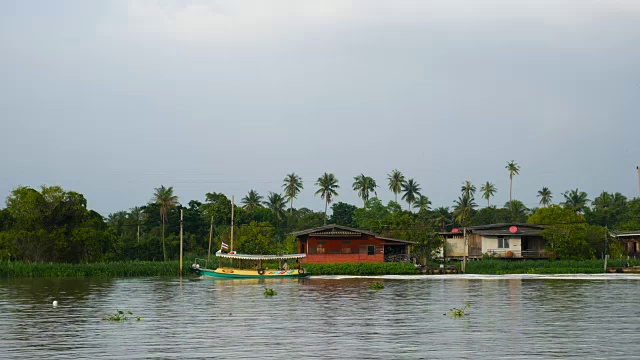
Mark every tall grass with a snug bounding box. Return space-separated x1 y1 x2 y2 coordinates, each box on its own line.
465 258 640 275
304 262 417 275
0 261 191 278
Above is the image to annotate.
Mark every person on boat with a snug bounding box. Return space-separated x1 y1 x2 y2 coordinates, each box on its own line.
294 259 301 270
282 261 290 271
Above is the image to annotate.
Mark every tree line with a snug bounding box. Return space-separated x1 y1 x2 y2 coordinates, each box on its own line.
1 162 639 263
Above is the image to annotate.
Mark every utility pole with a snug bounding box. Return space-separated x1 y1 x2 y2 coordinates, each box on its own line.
637 166 640 198
231 196 235 252
179 209 184 276
207 215 213 263
462 227 467 274
604 226 608 273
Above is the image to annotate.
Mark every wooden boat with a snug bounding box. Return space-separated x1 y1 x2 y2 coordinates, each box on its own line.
191 251 310 279
607 266 640 273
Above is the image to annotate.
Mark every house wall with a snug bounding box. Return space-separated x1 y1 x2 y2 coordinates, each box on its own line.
441 236 465 257
299 234 387 264
482 236 522 257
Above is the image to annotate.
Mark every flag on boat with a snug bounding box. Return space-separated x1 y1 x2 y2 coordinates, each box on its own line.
221 242 229 250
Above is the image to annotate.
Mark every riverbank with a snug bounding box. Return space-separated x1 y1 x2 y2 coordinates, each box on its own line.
2 259 640 277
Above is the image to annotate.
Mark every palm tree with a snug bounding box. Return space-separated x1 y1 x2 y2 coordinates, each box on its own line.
152 185 178 261
453 195 477 226
592 191 612 210
612 192 628 207
263 192 287 224
504 200 530 221
461 180 477 201
413 195 432 213
315 173 340 225
241 189 263 210
353 174 378 207
282 173 303 215
128 206 145 243
480 182 497 207
433 206 452 231
401 178 421 211
506 160 521 210
537 187 553 207
561 188 590 213
387 169 406 203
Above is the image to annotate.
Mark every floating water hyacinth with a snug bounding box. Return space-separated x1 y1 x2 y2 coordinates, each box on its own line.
369 282 385 290
103 310 141 321
264 288 277 297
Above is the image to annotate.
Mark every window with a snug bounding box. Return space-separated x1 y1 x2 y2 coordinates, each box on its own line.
498 237 509 249
367 245 375 256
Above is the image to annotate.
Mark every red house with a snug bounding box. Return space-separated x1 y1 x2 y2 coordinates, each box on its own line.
290 225 415 264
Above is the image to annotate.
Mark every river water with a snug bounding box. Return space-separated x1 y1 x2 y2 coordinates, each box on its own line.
1 274 639 359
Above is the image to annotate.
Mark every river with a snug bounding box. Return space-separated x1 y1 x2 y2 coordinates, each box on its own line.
1 274 639 359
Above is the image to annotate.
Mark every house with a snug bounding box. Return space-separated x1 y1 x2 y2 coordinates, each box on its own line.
290 225 415 264
438 223 548 259
612 231 640 258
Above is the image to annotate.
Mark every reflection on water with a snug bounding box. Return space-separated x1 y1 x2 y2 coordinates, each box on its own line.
1 275 640 358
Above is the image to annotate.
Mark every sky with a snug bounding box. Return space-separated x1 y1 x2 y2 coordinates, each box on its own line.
1 0 639 215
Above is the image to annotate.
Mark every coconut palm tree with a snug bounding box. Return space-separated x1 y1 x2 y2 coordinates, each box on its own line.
263 192 287 224
241 189 263 210
612 192 628 207
128 206 145 243
152 185 179 261
413 195 432 213
433 206 452 231
561 188 590 213
315 173 340 225
480 182 497 207
401 178 421 211
537 187 553 207
592 191 612 210
353 174 378 207
387 169 406 203
282 173 303 215
453 195 477 227
461 180 476 201
505 160 520 210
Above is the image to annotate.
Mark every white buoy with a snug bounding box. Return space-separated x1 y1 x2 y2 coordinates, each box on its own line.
52 300 58 307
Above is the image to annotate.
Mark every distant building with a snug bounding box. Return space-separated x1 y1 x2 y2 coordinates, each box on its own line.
439 223 548 259
612 231 640 258
290 225 415 264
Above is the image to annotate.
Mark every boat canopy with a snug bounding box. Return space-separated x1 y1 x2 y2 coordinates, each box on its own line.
215 250 306 261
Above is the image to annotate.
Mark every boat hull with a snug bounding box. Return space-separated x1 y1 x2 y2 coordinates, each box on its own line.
195 267 310 279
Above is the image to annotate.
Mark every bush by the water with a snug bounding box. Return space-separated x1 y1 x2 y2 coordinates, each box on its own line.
0 261 191 277
464 258 640 275
304 262 417 275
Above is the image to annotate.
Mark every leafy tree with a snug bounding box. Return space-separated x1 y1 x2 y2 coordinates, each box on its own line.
282 173 303 215
504 200 529 222
413 195 432 213
152 185 179 261
401 178 421 211
470 206 513 226
433 206 452 231
241 190 263 211
315 173 340 225
561 188 590 213
480 182 497 207
330 202 357 227
353 198 390 233
387 169 406 204
352 174 378 207
505 160 520 210
234 221 275 255
537 187 553 207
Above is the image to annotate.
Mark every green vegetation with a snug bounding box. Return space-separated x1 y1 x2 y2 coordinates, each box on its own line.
305 262 417 275
369 282 385 290
448 302 470 318
0 261 190 278
464 259 640 275
103 310 141 321
0 164 639 273
263 288 277 297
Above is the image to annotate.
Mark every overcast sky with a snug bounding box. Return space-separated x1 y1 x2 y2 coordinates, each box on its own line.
1 0 639 215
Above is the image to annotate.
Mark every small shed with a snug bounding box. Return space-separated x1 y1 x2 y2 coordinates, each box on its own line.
290 225 414 264
612 231 640 258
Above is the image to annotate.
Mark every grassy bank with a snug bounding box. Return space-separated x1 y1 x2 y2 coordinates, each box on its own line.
304 262 418 275
0 261 191 278
464 258 640 275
